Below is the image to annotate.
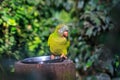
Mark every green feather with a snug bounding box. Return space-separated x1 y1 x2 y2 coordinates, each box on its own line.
48 24 70 56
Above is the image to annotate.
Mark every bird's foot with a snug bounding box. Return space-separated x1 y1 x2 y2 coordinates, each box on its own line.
60 54 67 59
50 55 55 60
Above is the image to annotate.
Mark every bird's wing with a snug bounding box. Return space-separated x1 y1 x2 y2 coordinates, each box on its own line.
48 33 53 46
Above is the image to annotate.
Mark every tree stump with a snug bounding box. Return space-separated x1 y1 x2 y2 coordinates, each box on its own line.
15 56 76 80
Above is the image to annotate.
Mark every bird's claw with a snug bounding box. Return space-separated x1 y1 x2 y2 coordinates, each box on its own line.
60 54 67 59
50 55 55 60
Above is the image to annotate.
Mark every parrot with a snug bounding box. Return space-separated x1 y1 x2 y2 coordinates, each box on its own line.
48 24 70 59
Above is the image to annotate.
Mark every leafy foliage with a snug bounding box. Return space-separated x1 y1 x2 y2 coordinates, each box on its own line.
0 0 120 79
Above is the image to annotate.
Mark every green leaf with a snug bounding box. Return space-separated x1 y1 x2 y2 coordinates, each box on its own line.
86 60 93 68
11 27 16 34
90 13 101 26
0 39 3 43
34 36 42 44
10 36 15 43
34 11 39 17
0 19 3 25
59 10 71 23
2 15 9 22
0 48 3 53
29 45 36 51
86 27 93 37
7 19 17 26
11 67 15 72
38 50 44 56
116 61 119 67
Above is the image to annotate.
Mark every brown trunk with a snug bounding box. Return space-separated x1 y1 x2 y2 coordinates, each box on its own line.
15 60 76 80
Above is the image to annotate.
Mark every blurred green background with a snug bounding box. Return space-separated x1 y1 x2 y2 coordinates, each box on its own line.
0 0 120 79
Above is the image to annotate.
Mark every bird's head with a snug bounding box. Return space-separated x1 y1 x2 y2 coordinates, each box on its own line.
55 24 69 38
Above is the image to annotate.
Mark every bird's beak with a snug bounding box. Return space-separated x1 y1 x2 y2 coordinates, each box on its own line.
63 31 68 37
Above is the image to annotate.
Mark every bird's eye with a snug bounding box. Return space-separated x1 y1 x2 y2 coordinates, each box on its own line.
58 29 63 33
